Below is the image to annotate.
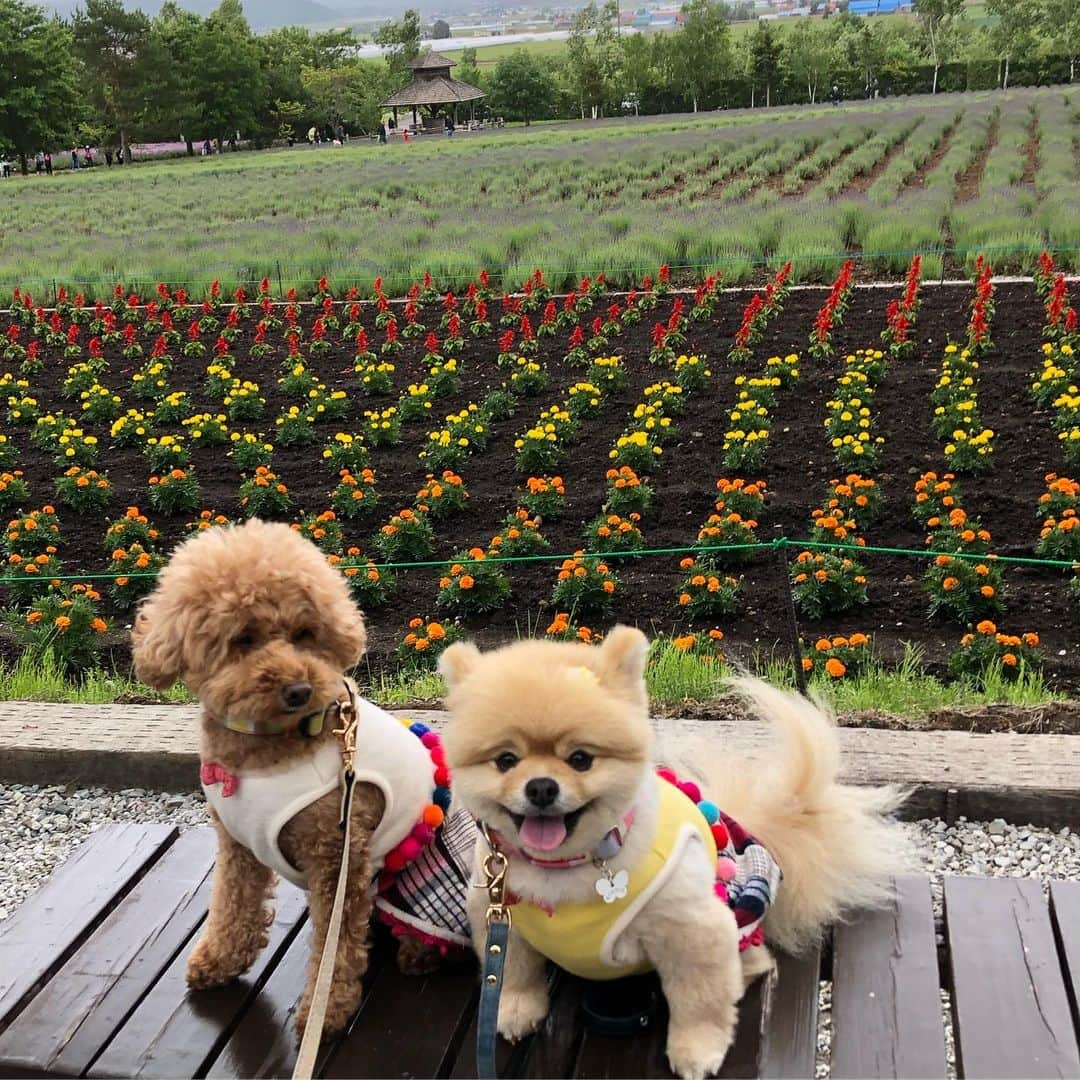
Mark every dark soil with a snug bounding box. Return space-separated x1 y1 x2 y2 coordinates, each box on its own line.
902 122 957 194
6 282 1078 691
954 117 998 203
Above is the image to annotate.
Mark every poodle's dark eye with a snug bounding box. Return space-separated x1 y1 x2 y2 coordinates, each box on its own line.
567 750 593 772
495 752 519 773
231 632 256 649
292 627 314 644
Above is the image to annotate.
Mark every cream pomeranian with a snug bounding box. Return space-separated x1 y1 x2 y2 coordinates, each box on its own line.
439 626 910 1080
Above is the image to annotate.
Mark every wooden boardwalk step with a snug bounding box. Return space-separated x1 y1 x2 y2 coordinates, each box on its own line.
3 826 1080 1078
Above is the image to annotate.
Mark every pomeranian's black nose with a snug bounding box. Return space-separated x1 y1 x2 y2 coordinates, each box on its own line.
281 681 312 709
525 777 560 809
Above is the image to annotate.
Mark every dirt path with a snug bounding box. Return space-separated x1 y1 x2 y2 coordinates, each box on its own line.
900 118 959 195
954 115 1000 203
1021 107 1040 187
840 126 919 197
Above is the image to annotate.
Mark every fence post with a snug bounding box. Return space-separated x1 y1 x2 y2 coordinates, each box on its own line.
774 533 808 698
52 279 58 307
276 261 284 298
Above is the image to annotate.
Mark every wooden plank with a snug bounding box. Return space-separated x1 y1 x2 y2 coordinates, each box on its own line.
87 884 308 1079
4 705 1080 826
0 823 177 1034
831 877 946 1079
0 828 216 1079
204 928 396 1080
512 973 586 1080
320 959 479 1079
1049 881 1080 1039
758 946 822 1079
945 876 1080 1079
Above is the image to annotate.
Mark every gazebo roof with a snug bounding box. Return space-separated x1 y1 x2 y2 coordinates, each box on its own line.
381 51 485 107
409 51 455 70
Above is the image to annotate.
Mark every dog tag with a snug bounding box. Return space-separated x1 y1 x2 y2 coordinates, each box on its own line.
595 868 629 903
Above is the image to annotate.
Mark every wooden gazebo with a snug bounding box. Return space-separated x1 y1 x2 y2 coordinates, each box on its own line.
381 51 485 129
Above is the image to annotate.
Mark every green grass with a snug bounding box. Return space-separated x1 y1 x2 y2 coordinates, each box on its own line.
0 643 1062 716
3 85 1076 299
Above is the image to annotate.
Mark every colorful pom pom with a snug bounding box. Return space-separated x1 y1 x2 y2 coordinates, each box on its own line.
716 855 737 883
697 800 719 825
420 731 440 748
409 722 431 737
433 786 451 809
710 822 730 850
430 746 447 767
656 768 677 784
411 822 435 844
384 849 407 872
399 837 422 861
678 781 702 804
434 765 451 787
422 804 445 828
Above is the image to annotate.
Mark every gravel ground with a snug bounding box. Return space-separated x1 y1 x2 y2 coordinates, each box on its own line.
2 788 1078 1077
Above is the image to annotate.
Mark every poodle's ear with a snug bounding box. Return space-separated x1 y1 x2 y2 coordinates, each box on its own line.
595 625 650 694
130 599 184 689
438 641 482 688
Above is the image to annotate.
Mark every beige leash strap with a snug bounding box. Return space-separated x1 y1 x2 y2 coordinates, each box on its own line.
292 687 359 1080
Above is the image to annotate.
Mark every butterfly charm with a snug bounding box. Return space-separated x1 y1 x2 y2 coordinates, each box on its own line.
595 868 629 903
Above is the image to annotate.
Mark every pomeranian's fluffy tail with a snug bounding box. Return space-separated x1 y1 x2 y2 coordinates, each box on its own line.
677 676 913 955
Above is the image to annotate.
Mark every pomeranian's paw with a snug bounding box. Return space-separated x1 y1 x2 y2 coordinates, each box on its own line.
497 986 550 1042
186 934 262 989
396 935 443 975
666 1022 735 1080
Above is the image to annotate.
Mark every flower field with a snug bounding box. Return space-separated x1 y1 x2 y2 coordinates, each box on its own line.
1 260 1079 689
3 87 1078 297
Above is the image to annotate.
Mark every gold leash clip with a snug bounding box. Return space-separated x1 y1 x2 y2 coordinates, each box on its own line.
477 824 511 928
331 691 358 772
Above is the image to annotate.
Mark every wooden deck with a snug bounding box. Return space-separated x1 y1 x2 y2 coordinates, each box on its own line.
0 824 1078 1078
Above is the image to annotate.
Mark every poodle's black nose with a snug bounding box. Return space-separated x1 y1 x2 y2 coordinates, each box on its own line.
525 777 560 809
281 681 312 709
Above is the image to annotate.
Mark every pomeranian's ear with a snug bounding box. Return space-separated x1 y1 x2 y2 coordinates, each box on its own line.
438 641 482 688
595 625 650 693
130 600 183 689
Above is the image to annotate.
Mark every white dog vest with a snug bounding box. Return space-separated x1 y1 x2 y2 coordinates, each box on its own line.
201 697 473 946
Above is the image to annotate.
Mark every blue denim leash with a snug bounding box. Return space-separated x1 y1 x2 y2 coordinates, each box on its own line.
476 826 510 1080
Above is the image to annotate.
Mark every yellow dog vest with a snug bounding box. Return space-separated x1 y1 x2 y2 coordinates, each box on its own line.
509 777 717 981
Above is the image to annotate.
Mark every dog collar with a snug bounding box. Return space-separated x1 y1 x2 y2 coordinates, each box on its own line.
486 808 635 869
215 683 350 738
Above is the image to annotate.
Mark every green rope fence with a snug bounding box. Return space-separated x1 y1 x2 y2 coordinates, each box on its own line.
3 537 1075 586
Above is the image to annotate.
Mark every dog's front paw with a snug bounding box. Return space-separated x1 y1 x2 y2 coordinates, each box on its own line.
186 934 261 989
396 935 443 975
295 983 360 1040
497 986 549 1042
666 1021 735 1080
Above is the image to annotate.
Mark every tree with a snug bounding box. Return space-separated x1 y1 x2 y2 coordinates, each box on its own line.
985 0 1039 88
302 61 384 134
192 0 266 148
432 18 450 39
487 49 557 124
150 2 203 153
455 46 483 91
565 0 622 118
1040 0 1080 81
671 0 731 112
914 0 964 93
0 0 79 173
748 20 781 106
376 9 421 86
781 18 834 103
72 0 156 161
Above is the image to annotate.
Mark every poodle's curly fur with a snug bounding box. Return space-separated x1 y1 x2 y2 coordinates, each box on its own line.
132 518 441 1038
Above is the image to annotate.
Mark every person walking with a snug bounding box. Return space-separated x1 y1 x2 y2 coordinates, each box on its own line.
379 122 387 144
70 147 79 170
0 156 10 179
34 151 44 174
104 149 113 167
44 151 52 175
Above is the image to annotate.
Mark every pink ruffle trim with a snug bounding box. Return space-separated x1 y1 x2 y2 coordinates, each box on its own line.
738 925 765 952
376 908 466 955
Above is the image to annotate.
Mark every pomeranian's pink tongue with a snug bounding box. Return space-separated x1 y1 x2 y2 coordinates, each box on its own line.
519 815 567 852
